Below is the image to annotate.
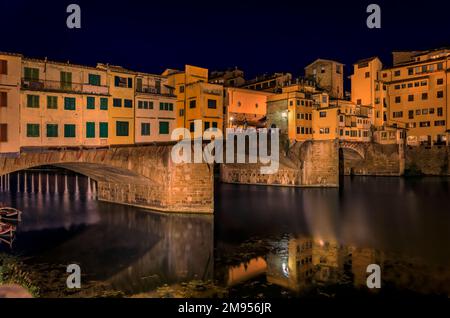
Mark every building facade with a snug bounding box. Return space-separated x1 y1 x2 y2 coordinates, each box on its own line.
305 59 344 99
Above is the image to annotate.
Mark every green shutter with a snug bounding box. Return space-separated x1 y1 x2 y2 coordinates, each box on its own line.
87 97 95 109
64 97 76 110
64 124 76 137
24 67 39 81
141 123 150 136
86 122 95 138
99 122 108 138
116 121 129 136
100 98 108 110
27 95 39 108
47 96 57 109
60 71 72 90
113 98 122 107
46 124 58 137
26 124 40 137
88 74 101 86
159 121 169 135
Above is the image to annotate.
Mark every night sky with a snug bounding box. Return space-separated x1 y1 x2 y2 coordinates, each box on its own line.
1 0 449 91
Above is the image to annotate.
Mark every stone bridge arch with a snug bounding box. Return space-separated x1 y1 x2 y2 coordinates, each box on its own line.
0 145 213 213
339 141 366 159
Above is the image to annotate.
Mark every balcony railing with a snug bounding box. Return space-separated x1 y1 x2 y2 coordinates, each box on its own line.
136 85 175 97
21 78 109 95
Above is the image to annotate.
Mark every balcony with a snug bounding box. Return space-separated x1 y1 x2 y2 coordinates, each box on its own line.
21 79 109 95
136 85 175 97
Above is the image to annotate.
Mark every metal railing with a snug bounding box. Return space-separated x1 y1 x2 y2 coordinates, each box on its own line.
21 78 109 95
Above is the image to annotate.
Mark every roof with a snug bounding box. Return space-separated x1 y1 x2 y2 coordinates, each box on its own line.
353 56 379 65
304 58 344 69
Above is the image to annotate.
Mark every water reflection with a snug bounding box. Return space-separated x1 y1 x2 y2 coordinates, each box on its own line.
0 170 449 297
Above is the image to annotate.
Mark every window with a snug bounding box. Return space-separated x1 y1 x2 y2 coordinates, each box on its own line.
422 93 428 100
422 109 428 115
394 85 401 90
27 124 40 137
47 96 57 109
420 81 427 86
212 122 218 129
189 122 195 132
437 63 443 70
365 72 370 78
159 121 169 134
141 123 151 136
87 97 95 109
64 124 76 137
395 96 401 103
124 99 132 108
208 99 217 109
179 109 184 116
437 91 444 98
429 108 435 114
356 99 361 105
189 100 196 108
46 124 58 138
322 96 327 103
24 67 39 81
0 60 7 75
435 120 446 126
0 124 7 142
27 95 40 108
394 70 401 77
408 110 414 119
88 74 101 86
160 102 173 111
204 121 210 131
408 95 414 102
437 107 443 116
64 97 76 110
114 76 132 88
116 121 129 136
296 127 300 134
408 68 414 75
419 121 430 128
86 122 95 138
382 73 387 78
99 122 108 138
113 98 122 107
100 98 108 110
416 109 421 115
319 111 326 118
393 111 403 118
437 78 444 85
60 71 72 90
179 86 185 93
0 92 7 107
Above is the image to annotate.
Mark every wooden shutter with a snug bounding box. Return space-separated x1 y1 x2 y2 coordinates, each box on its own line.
0 92 6 107
0 124 7 142
0 60 7 75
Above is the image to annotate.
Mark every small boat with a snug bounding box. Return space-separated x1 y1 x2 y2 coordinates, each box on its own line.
0 207 22 222
0 222 15 238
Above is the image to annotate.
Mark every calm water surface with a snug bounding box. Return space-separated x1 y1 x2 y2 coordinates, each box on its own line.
0 170 449 298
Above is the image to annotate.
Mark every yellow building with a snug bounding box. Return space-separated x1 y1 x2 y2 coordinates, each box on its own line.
163 65 223 137
350 57 387 128
312 99 372 142
224 87 274 129
97 64 135 145
240 72 292 93
380 48 450 145
266 80 318 142
18 56 110 149
134 72 176 143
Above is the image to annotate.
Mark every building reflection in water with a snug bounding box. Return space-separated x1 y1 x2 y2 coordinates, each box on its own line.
0 169 214 295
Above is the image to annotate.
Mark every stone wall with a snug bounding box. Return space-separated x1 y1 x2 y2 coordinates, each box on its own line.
405 146 450 176
342 142 403 176
220 140 339 187
0 145 214 213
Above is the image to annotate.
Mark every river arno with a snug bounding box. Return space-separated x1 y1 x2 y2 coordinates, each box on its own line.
0 169 449 298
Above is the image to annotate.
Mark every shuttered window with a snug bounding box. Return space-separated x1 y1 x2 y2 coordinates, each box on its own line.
99 122 108 138
159 121 169 135
0 124 7 142
116 121 129 136
47 96 58 109
100 98 108 110
24 67 39 81
87 96 95 109
0 92 6 107
46 124 58 137
88 74 101 86
0 60 7 75
64 124 76 138
60 71 72 90
86 122 95 138
64 97 76 110
27 95 40 108
141 123 150 136
26 124 40 137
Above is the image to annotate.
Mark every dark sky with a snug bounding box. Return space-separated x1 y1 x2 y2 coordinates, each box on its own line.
1 0 449 91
